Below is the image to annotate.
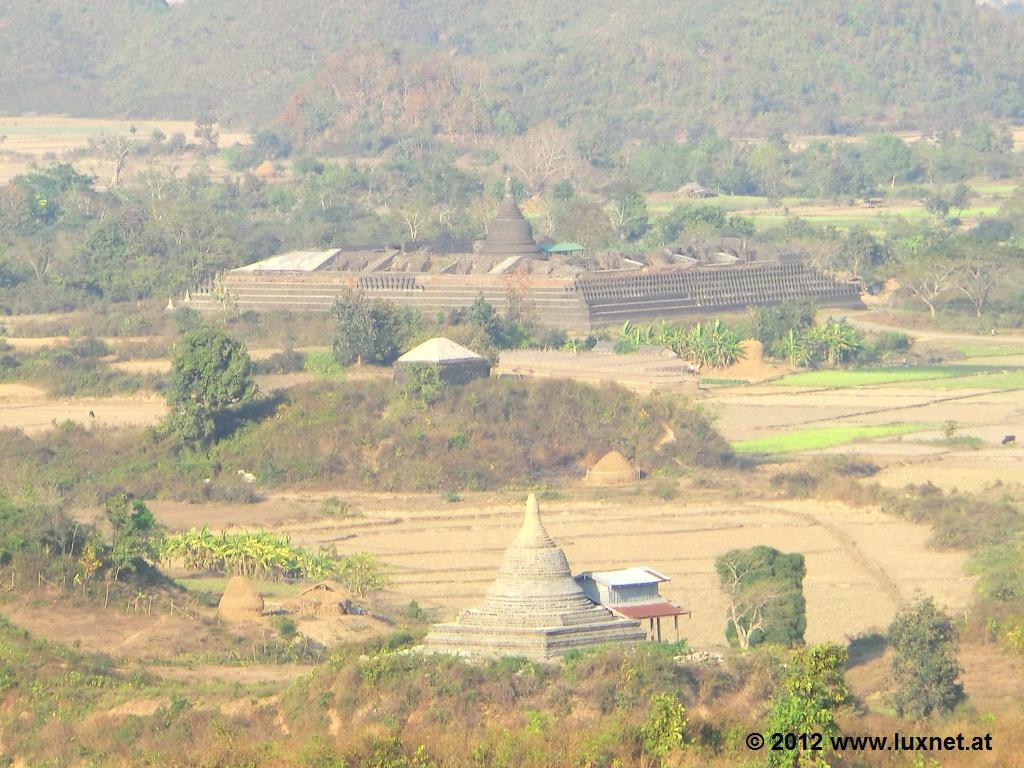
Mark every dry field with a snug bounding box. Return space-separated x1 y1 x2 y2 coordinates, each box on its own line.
0 383 166 434
0 115 251 184
144 489 974 652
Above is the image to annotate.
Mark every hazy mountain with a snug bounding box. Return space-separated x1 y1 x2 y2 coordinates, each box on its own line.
2 0 1023 145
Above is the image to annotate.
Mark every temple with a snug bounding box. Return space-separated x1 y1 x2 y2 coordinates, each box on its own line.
185 185 861 330
423 494 646 661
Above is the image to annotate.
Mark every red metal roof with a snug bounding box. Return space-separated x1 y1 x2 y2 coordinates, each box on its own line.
611 600 690 620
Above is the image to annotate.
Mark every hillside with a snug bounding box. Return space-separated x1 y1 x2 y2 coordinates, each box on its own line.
2 0 1024 148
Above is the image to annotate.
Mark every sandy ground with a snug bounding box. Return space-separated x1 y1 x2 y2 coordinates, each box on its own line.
0 383 167 434
141 490 975 652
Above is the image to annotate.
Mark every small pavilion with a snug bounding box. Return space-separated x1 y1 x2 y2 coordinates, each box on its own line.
423 495 646 661
575 567 690 642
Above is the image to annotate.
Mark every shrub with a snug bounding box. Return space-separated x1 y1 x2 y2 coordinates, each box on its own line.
888 598 965 719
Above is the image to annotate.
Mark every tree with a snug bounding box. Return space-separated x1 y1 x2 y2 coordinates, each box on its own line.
863 133 917 188
715 546 806 649
839 226 890 279
609 190 650 242
888 598 965 719
104 494 163 581
953 249 1014 318
166 327 256 445
899 253 958 318
505 125 576 195
765 643 849 768
330 288 418 366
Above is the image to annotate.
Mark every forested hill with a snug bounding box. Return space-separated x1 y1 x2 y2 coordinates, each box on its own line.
3 0 1024 146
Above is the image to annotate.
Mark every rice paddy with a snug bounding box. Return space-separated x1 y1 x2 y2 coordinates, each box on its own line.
731 422 933 454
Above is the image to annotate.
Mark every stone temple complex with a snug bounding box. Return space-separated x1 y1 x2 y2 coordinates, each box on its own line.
423 494 646 661
186 184 860 330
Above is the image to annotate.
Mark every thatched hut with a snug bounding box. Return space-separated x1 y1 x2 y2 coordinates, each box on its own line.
218 575 264 621
586 451 640 485
292 580 355 616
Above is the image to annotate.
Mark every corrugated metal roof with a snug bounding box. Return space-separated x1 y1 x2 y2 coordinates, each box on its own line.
396 337 485 364
540 242 585 253
584 567 671 587
233 249 341 272
611 600 690 620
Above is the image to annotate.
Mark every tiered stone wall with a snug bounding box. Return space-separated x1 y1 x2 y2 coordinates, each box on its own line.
188 261 859 330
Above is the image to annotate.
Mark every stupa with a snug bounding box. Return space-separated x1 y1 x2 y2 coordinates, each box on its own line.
423 494 646 660
478 178 545 263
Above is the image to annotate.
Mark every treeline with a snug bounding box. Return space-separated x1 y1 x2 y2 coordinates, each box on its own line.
3 0 1024 148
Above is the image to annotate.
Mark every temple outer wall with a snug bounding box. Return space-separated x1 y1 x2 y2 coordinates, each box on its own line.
188 262 861 331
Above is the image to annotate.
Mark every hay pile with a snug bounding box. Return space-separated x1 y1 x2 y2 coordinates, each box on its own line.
217 575 264 621
586 451 640 485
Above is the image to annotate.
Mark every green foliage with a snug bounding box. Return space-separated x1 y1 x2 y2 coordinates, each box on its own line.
677 320 744 369
303 350 348 380
882 483 1024 550
166 326 256 445
399 363 446 405
638 693 688 764
330 289 419 366
764 643 849 768
716 546 806 649
968 543 1024 603
888 598 965 719
213 377 732 492
103 493 163 580
161 528 387 593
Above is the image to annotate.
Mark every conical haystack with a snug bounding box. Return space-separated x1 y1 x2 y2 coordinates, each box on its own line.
252 159 277 179
424 495 645 660
586 451 640 486
218 575 264 621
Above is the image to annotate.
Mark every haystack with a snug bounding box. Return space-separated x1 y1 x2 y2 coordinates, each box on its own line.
586 451 640 485
217 575 264 621
293 580 355 616
253 159 277 179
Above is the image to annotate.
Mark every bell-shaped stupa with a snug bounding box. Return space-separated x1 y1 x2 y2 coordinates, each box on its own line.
478 178 544 262
423 494 645 660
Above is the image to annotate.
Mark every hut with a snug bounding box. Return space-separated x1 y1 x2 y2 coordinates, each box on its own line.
395 337 491 385
218 575 264 621
586 451 640 485
293 580 355 616
423 495 646 661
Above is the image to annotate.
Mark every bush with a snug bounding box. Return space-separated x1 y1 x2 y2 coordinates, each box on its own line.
888 598 965 718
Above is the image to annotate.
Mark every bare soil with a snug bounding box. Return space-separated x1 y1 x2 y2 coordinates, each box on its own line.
0 383 167 434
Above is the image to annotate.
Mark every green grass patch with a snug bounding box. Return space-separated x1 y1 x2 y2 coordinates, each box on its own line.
773 366 970 388
956 344 1024 358
733 423 932 454
895 369 1024 391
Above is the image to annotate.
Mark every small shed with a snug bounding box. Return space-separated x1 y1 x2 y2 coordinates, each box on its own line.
586 451 640 485
395 337 491 385
575 567 690 642
218 575 265 621
539 241 586 257
292 580 355 616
